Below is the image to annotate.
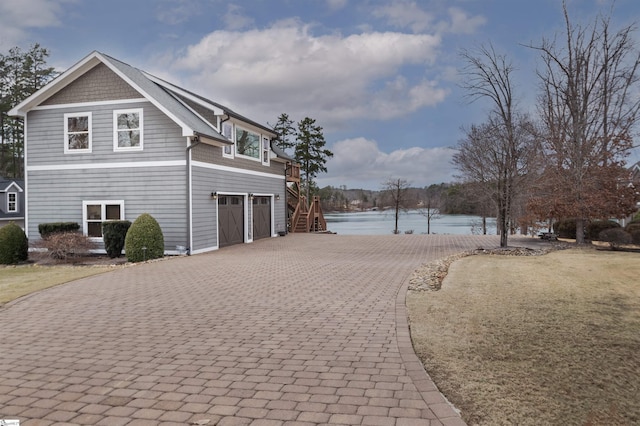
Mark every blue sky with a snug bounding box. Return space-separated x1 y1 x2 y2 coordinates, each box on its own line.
1 0 639 190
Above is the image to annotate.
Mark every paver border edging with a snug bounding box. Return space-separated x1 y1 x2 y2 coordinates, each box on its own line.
395 275 468 426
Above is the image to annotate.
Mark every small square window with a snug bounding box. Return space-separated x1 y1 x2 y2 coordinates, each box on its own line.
83 201 124 238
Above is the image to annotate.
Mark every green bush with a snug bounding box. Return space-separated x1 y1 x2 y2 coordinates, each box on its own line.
553 219 578 239
125 213 164 263
630 230 640 246
632 211 640 222
102 220 131 258
38 222 80 239
586 220 620 241
0 223 28 264
599 228 632 250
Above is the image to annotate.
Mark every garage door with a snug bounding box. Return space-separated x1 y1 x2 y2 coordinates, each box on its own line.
253 196 271 240
218 195 244 247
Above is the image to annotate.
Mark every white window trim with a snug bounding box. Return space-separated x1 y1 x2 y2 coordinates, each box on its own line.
113 108 144 152
234 124 261 162
7 192 17 213
262 137 270 166
221 122 234 159
64 112 92 154
82 200 125 239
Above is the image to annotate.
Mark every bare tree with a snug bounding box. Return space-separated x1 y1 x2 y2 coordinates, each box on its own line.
381 178 410 234
457 44 540 247
418 184 442 234
528 2 640 243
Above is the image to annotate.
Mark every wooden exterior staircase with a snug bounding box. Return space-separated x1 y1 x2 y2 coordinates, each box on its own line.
286 163 327 233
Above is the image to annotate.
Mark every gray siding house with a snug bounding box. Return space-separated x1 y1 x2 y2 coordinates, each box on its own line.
9 51 290 254
0 178 25 230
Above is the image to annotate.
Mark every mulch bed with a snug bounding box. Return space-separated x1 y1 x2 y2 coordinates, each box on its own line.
408 243 571 291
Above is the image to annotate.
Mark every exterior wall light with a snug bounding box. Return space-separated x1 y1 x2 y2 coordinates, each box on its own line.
211 191 217 200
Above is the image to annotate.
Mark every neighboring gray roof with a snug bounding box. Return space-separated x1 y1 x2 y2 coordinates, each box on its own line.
0 178 25 220
0 178 24 193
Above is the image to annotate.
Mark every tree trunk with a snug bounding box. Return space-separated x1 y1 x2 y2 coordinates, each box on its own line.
394 201 400 234
499 203 508 247
576 218 586 244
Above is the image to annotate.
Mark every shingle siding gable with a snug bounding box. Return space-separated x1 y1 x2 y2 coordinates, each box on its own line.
42 63 141 105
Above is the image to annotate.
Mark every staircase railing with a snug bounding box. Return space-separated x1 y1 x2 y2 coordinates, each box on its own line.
291 195 308 232
306 196 326 232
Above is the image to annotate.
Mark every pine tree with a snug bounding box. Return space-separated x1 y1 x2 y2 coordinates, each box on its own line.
294 117 333 203
1 44 57 178
272 113 296 153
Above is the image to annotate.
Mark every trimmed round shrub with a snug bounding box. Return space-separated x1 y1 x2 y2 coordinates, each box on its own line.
102 220 131 258
553 218 578 239
0 223 29 264
586 220 620 241
599 228 632 250
630 230 640 246
125 213 164 263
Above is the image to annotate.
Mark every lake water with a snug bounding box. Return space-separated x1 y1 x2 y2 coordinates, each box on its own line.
323 210 498 235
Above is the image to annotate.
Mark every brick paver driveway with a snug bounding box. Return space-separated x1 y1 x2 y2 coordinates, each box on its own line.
0 233 527 425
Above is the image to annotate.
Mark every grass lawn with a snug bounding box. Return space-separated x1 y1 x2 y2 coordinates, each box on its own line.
0 265 116 306
407 248 640 426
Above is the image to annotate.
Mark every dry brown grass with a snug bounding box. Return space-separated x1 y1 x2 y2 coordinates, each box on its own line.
0 265 117 306
407 247 640 426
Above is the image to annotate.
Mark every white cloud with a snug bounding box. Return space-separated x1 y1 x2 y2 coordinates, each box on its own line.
316 137 456 189
223 3 255 30
371 1 485 36
371 0 435 33
0 0 74 50
326 0 348 11
155 0 200 26
444 7 487 35
169 20 445 129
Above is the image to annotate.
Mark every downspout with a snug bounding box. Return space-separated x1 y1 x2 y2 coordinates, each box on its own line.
220 115 230 129
284 162 289 234
186 135 201 255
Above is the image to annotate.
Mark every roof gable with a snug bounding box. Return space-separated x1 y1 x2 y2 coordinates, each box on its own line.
8 51 284 156
0 179 24 193
8 51 228 143
41 62 141 105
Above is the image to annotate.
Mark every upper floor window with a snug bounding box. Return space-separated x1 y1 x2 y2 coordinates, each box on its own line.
222 122 234 158
64 112 92 153
114 109 143 151
7 192 17 213
235 126 260 160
